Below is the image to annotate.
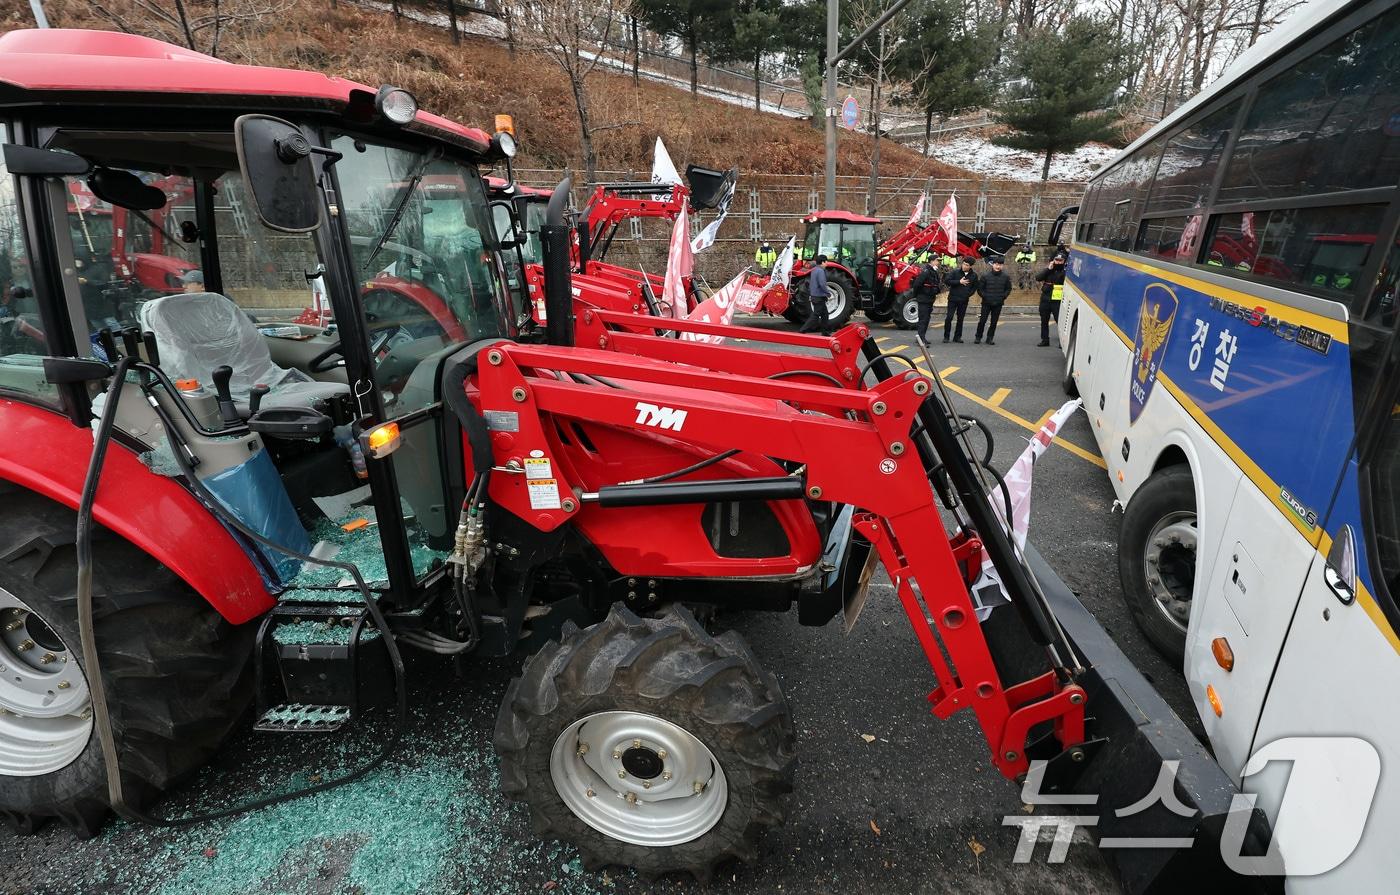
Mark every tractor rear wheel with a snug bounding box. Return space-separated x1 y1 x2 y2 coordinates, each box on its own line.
823 271 857 328
495 605 795 881
0 487 252 837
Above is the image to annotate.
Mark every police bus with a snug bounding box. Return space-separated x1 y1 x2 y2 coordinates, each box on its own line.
1058 0 1398 884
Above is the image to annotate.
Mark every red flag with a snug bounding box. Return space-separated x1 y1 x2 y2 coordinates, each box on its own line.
682 271 751 343
662 198 693 318
908 192 927 227
937 194 958 257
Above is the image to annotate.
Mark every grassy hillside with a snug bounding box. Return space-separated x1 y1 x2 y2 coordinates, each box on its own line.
25 0 974 184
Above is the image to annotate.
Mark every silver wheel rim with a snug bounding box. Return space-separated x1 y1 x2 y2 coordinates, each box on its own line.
550 710 728 847
901 299 920 325
1143 512 1197 633
826 283 847 317
0 588 92 776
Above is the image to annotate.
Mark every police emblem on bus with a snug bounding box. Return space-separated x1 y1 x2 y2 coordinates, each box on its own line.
1129 283 1179 424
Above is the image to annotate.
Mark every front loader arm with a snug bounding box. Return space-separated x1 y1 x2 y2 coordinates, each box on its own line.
474 340 1086 779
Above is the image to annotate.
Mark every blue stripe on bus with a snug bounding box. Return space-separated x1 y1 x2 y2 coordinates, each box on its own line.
1068 249 1356 536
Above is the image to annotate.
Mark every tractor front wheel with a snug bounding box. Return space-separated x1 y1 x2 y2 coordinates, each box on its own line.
823 271 857 328
895 291 922 330
495 605 795 880
0 486 252 837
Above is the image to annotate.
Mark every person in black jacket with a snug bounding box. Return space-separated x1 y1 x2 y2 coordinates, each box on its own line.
1035 251 1067 346
908 258 942 343
974 256 1012 345
942 256 978 343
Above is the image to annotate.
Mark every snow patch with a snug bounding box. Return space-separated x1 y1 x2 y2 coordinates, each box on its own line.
926 134 1114 182
356 0 508 38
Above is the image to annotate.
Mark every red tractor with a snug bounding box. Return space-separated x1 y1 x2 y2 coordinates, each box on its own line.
0 29 1266 890
769 209 1020 330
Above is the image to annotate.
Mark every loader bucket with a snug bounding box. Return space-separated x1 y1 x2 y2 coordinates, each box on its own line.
686 164 736 210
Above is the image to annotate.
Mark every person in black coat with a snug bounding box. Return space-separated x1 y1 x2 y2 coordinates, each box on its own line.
942 256 978 343
974 256 1012 345
908 259 942 343
1035 251 1067 346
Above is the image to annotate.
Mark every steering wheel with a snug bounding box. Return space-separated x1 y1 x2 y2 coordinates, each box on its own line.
308 328 395 374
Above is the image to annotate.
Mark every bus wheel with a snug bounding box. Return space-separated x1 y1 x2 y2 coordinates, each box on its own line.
1118 467 1196 662
1061 319 1079 397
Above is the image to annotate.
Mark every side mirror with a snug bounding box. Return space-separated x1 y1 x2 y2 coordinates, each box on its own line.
234 114 325 233
1046 205 1079 247
491 199 523 249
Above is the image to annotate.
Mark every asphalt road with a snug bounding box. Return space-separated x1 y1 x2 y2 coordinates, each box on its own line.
2 311 1199 895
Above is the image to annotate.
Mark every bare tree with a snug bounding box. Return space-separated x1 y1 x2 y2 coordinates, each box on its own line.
521 0 630 185
85 0 295 58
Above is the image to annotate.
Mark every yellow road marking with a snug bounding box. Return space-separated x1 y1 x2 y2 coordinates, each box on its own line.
902 353 1105 469
989 387 1012 407
939 365 960 377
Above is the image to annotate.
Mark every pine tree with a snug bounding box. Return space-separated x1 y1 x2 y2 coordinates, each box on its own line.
895 0 997 155
994 16 1130 180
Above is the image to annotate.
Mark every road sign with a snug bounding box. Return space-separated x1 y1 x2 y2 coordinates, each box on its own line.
841 95 859 129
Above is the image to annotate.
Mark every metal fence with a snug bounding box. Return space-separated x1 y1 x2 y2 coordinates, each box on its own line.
515 168 1086 283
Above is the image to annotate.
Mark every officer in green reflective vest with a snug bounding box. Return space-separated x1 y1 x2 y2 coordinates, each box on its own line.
754 240 777 270
1014 244 1037 289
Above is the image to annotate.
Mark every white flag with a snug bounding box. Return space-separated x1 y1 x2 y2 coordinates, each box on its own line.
768 237 796 288
651 137 682 188
691 219 722 253
661 198 693 318
967 399 1083 618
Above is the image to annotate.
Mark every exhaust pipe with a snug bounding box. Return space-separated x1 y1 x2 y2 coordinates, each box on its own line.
542 177 574 346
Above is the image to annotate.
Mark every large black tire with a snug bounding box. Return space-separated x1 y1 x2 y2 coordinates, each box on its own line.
864 304 893 323
823 270 857 328
894 291 922 330
0 485 253 837
1118 467 1197 663
495 605 795 880
1061 317 1080 397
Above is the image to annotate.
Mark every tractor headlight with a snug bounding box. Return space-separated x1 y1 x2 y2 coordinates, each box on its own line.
495 131 518 159
375 86 418 125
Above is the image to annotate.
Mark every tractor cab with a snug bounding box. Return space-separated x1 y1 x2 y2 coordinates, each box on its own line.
800 210 879 295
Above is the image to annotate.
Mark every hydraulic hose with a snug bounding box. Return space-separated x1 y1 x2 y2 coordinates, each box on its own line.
75 360 408 827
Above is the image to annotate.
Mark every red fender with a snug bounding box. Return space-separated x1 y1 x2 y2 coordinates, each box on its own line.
0 400 274 624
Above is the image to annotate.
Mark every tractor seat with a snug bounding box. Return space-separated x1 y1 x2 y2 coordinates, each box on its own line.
139 292 349 411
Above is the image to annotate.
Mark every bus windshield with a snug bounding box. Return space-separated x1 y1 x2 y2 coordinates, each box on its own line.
332 138 508 344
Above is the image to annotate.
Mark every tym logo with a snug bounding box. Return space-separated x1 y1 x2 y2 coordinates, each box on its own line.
634 401 688 431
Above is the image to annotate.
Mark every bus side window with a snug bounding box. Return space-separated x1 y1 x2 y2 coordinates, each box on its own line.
1202 204 1388 302
1364 391 1400 603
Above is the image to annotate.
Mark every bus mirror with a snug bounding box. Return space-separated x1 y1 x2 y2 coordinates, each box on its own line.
2 144 90 177
234 114 325 234
1324 524 1358 606
1047 205 1079 247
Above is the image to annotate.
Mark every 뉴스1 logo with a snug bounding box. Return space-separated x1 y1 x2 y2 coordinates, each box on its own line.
1280 486 1318 529
634 401 688 431
1128 283 1179 424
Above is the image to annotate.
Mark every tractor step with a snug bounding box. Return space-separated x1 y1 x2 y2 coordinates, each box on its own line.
254 703 351 733
254 601 389 734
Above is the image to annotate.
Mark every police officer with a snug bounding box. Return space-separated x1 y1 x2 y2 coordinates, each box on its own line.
908 254 942 344
1035 251 1067 346
1014 243 1037 289
975 256 1012 345
943 256 978 343
754 240 777 271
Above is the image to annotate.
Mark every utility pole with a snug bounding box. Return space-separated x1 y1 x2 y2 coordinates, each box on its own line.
822 0 917 208
29 0 50 28
823 0 839 209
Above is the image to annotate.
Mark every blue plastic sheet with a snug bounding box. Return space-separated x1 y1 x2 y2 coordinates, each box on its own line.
202 449 311 584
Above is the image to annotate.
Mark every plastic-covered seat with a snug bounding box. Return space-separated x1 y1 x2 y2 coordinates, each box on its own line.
139 292 348 410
